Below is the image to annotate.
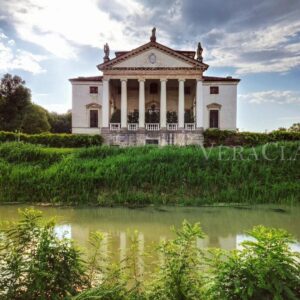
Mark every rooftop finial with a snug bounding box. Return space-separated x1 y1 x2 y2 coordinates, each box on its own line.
150 27 156 42
103 43 110 62
197 42 203 62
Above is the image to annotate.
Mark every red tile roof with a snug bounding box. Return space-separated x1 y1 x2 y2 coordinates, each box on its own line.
69 76 103 82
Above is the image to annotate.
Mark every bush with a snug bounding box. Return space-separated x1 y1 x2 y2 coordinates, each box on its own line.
1 211 300 300
0 209 86 300
0 131 103 147
0 142 70 165
204 129 300 146
206 226 300 299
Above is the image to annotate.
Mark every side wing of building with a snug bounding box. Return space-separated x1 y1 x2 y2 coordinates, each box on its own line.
70 76 103 134
203 76 239 131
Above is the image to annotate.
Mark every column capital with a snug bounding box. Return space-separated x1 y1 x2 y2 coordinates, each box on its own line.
138 78 146 83
178 78 186 82
120 78 128 82
160 78 168 82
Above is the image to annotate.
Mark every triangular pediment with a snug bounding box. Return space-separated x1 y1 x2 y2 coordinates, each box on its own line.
98 41 209 71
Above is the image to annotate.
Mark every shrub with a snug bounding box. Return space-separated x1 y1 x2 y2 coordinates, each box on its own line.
147 221 205 300
0 142 65 165
205 226 300 299
0 131 103 147
204 129 300 146
0 208 86 300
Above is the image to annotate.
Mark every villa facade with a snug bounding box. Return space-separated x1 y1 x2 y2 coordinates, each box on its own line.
70 29 240 146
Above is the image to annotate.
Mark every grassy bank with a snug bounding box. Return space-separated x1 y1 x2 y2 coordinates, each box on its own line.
0 142 299 205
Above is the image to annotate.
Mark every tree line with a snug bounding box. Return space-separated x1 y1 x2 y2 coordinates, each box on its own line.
0 73 71 134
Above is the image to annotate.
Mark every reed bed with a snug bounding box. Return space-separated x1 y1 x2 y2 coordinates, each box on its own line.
0 142 299 205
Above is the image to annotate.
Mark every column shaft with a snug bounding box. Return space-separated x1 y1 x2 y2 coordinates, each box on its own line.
102 79 109 128
138 79 145 128
121 79 127 128
196 80 204 128
160 79 167 128
178 79 185 128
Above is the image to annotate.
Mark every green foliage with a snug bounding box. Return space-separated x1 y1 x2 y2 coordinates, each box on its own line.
0 74 31 132
147 221 205 300
289 123 300 132
22 104 51 134
206 226 300 299
110 109 121 123
128 110 139 123
0 208 86 300
184 109 194 123
0 131 103 147
167 111 178 123
204 129 300 146
48 111 72 133
1 212 299 300
0 141 299 204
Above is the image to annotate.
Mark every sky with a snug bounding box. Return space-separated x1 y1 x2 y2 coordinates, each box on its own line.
0 0 300 132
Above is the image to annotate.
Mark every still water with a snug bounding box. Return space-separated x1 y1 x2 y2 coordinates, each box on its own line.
0 205 299 253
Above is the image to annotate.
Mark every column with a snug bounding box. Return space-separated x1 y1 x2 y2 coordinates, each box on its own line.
102 79 110 128
178 79 185 128
138 79 145 128
196 79 204 128
121 79 127 128
160 79 167 128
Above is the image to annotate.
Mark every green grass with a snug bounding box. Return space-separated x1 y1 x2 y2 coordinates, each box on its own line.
0 142 299 205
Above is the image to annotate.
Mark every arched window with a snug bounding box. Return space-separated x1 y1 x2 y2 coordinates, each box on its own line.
149 82 158 94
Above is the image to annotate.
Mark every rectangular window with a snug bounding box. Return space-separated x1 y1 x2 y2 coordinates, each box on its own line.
90 86 98 94
210 86 219 94
209 110 219 128
90 110 98 128
146 139 159 145
184 86 191 95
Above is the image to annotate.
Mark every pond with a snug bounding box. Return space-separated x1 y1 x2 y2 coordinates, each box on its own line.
0 205 300 254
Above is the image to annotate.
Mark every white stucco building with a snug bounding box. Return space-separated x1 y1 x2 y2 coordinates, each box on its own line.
70 29 240 146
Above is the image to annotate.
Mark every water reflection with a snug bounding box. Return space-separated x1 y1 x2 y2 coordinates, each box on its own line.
1 205 300 256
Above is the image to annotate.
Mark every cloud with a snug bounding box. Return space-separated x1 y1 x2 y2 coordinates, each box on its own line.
0 34 46 74
0 0 300 75
0 0 149 59
239 90 300 105
202 19 300 74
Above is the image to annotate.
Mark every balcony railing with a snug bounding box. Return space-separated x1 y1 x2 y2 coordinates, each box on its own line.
167 123 178 131
185 123 196 130
110 123 121 131
146 123 160 131
128 123 139 131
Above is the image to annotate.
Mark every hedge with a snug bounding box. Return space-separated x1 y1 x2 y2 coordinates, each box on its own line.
0 131 103 148
204 129 300 146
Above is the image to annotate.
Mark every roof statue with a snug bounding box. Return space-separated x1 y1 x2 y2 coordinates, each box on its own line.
103 43 110 62
150 27 156 42
197 42 203 62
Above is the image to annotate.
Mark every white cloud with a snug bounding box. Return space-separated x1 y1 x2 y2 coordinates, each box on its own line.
0 0 150 59
204 20 300 74
0 34 46 74
239 90 300 105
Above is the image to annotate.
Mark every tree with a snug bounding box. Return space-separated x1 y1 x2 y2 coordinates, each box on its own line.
0 74 31 131
289 123 300 132
22 104 51 134
48 110 72 133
